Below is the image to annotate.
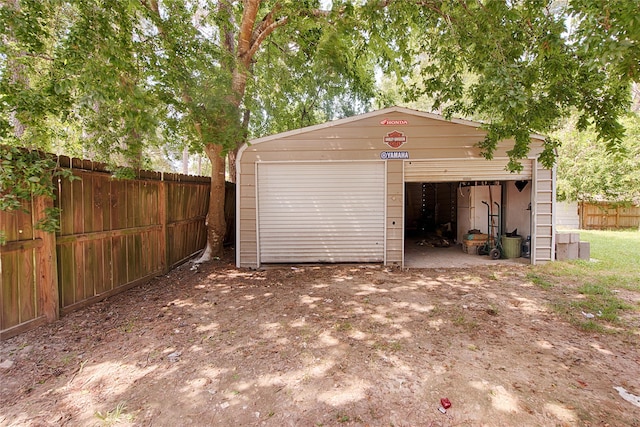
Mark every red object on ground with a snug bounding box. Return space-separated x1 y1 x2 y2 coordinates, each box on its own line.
440 398 452 409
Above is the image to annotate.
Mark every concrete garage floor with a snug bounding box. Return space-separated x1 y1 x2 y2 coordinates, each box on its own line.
404 240 530 268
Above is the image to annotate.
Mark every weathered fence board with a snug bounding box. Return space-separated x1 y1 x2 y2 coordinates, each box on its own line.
167 182 209 268
580 202 640 230
1 197 57 340
1 154 215 339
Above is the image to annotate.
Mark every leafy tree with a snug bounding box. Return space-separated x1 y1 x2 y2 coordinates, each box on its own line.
370 1 637 171
556 112 640 203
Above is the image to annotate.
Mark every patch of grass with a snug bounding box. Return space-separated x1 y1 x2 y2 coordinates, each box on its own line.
551 283 633 330
95 402 134 426
336 412 350 423
526 272 553 289
531 230 640 331
575 320 606 333
452 314 478 330
60 353 76 365
554 230 640 290
334 321 353 332
121 318 136 333
372 341 402 352
571 283 632 323
578 283 611 296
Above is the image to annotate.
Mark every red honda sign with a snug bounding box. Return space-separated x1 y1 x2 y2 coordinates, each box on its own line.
384 130 407 148
380 118 409 125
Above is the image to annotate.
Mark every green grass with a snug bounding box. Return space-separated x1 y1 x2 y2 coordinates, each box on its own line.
526 272 554 289
538 230 640 289
579 229 640 280
532 229 640 330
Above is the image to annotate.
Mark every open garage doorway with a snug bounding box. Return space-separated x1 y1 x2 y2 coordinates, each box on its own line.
404 181 533 268
405 182 458 246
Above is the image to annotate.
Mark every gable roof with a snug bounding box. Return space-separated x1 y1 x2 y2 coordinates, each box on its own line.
246 106 546 146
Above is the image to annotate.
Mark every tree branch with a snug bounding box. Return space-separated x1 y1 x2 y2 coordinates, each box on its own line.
244 17 289 65
237 0 260 59
140 0 159 15
252 3 282 44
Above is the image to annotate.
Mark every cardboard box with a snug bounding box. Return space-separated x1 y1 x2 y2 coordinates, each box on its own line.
462 237 493 254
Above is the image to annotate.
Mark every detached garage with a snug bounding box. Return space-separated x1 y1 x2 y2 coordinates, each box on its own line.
236 106 556 268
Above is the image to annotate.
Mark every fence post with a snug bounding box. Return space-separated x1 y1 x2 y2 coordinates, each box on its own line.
158 179 169 274
33 196 59 323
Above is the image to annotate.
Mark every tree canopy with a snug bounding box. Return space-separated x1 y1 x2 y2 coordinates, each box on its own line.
555 112 640 204
1 0 639 256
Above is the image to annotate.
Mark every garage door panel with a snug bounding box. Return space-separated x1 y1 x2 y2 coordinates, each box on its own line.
405 159 532 182
258 162 385 263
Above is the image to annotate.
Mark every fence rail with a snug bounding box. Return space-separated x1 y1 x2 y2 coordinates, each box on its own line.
1 155 216 340
579 201 640 230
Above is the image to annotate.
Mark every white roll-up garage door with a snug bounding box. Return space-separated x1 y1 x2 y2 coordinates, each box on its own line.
257 162 385 263
404 158 533 182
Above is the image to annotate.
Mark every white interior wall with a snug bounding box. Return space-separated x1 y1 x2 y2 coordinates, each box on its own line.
456 185 502 242
457 186 471 243
505 181 532 238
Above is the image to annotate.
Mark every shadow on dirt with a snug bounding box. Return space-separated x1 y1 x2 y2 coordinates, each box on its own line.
1 253 638 426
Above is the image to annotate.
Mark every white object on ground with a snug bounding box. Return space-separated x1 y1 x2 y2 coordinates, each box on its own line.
614 386 640 408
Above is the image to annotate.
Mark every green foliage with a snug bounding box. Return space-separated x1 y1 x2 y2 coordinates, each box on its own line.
248 3 375 135
1 146 58 210
3 0 638 165
555 113 640 203
0 145 75 233
374 1 639 170
35 206 62 234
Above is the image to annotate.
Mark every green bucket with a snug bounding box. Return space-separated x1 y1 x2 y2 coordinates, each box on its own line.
501 236 522 258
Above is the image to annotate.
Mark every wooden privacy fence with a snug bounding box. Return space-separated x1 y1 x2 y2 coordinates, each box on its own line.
579 201 640 230
1 155 218 340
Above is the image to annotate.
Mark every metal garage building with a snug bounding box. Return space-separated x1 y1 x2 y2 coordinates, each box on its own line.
236 106 555 268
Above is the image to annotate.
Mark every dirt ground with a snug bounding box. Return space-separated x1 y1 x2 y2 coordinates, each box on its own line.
1 250 639 427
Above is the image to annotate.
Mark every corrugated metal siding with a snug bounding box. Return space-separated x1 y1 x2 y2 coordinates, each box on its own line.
404 159 533 182
386 161 404 265
556 201 580 229
532 162 555 263
257 162 385 263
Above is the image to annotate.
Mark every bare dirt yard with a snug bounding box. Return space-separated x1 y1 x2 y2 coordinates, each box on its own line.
1 251 639 426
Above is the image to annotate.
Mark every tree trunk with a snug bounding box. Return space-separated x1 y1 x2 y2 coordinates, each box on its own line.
195 0 287 262
227 107 250 183
195 142 227 262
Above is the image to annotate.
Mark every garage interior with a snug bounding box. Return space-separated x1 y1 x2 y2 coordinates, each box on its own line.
404 180 532 268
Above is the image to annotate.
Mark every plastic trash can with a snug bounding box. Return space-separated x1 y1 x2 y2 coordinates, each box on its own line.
501 236 522 258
